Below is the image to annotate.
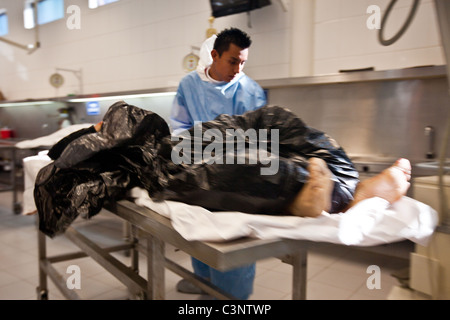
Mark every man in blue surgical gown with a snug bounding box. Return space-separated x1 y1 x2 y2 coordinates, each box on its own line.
170 28 267 299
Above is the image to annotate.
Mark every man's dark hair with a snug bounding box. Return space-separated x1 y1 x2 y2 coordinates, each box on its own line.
214 28 252 56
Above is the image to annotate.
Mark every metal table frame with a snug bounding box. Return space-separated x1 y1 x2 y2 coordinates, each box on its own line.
37 199 311 300
0 144 20 214
37 199 413 300
1 142 49 215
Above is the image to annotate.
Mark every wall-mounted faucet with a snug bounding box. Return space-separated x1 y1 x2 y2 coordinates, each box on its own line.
424 126 435 159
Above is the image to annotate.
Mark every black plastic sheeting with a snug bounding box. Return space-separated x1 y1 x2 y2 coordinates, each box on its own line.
34 101 359 238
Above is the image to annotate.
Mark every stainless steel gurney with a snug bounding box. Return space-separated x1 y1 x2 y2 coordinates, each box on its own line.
37 198 413 300
37 199 314 300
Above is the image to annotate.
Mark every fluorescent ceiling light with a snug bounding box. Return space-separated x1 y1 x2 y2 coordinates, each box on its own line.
67 92 176 103
0 101 55 108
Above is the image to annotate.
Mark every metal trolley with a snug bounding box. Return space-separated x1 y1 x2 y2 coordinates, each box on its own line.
36 199 414 300
36 200 312 300
0 142 21 214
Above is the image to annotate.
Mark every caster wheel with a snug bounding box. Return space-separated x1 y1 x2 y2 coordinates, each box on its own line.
37 287 48 300
135 291 147 300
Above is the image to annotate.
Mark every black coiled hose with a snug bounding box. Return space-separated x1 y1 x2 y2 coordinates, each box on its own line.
379 0 421 46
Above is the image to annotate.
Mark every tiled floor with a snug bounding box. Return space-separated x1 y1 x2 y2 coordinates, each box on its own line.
0 189 429 300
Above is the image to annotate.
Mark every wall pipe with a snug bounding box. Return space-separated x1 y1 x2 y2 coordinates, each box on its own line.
434 0 450 232
0 0 40 54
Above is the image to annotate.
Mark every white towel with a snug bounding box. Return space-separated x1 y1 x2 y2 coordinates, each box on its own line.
132 188 438 247
15 124 94 149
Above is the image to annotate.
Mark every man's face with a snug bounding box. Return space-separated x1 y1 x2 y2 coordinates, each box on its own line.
209 43 249 82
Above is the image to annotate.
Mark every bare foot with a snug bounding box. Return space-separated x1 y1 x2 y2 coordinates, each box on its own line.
287 158 334 218
349 158 411 208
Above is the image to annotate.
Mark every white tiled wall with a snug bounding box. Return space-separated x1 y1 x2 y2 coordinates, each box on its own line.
314 0 444 74
0 0 445 101
0 0 291 100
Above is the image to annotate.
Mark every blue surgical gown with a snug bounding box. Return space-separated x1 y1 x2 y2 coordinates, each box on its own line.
170 71 267 135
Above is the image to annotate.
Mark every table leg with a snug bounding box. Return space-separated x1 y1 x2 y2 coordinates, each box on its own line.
130 224 139 273
37 230 48 300
147 235 165 300
11 147 21 214
291 249 307 300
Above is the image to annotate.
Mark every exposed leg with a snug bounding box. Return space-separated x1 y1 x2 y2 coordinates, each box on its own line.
287 158 334 218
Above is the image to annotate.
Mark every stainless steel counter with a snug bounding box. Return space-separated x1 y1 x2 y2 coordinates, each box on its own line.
258 65 447 89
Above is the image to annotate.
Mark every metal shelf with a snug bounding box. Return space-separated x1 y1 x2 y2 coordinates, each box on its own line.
258 65 447 89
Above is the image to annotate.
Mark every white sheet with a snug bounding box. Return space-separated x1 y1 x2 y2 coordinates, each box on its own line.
22 155 438 247
131 188 438 247
22 152 52 215
15 124 94 149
